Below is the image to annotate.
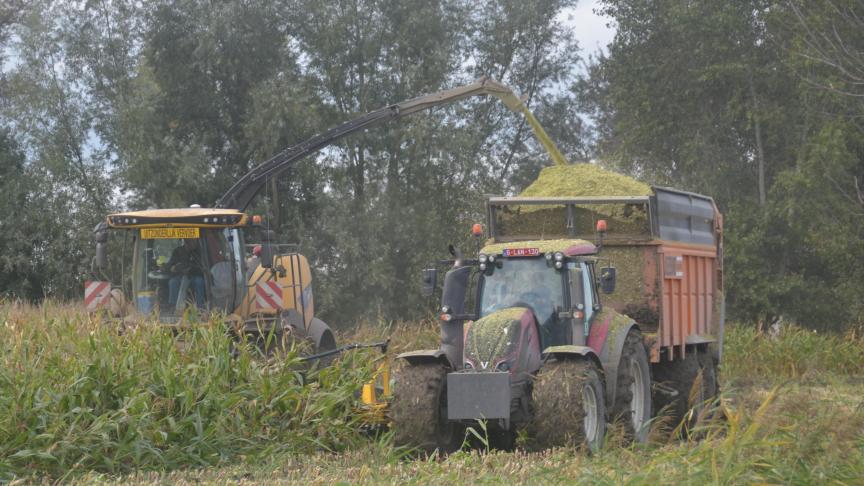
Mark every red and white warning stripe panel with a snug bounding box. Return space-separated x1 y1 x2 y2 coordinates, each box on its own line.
255 281 284 310
84 280 112 312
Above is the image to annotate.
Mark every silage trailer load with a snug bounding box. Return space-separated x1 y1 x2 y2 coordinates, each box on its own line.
391 164 724 451
488 165 725 363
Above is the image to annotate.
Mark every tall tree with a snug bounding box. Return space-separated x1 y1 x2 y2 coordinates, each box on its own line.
585 0 864 329
0 1 113 299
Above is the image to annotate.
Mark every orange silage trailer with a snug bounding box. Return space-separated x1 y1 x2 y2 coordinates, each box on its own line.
486 186 724 365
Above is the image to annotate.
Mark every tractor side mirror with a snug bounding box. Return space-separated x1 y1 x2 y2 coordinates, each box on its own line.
421 268 438 297
93 222 109 271
260 230 275 269
599 266 617 294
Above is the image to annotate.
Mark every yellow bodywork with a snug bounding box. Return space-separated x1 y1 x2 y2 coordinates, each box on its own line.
237 253 315 330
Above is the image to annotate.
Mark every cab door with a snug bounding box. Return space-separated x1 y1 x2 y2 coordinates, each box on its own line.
566 261 599 346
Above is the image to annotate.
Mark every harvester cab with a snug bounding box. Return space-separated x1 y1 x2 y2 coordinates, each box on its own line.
102 208 247 319
90 207 332 353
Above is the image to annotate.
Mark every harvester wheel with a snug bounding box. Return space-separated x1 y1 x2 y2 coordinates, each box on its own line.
612 329 652 443
390 361 460 455
530 359 606 451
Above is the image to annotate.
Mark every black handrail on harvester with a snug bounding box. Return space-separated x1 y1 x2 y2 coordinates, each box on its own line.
299 339 390 362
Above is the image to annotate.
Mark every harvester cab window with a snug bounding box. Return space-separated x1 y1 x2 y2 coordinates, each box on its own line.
208 229 243 313
132 229 242 317
134 237 203 315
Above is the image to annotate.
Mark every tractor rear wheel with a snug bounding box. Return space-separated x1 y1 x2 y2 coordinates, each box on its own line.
531 359 606 451
390 361 461 455
612 329 652 443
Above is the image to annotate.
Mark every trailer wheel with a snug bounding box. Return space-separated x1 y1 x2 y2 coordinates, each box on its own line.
613 329 652 443
696 349 719 419
652 348 719 434
390 361 460 455
531 359 606 451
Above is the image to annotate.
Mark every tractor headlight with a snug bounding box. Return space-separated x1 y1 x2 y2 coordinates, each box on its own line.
479 254 488 264
488 255 496 263
554 261 564 269
495 361 511 372
464 361 474 370
554 252 564 262
479 263 487 271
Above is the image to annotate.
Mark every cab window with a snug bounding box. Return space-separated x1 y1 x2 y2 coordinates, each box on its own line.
581 262 595 323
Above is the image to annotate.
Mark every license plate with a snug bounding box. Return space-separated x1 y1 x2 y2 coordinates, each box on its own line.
140 227 200 239
502 247 540 257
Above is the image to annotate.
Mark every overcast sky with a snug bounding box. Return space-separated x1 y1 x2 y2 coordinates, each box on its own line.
562 0 617 58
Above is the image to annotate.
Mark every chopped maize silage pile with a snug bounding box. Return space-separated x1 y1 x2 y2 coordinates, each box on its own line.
496 164 658 326
519 164 652 198
497 164 653 239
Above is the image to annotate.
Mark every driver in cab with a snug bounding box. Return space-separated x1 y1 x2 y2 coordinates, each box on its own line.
167 238 206 309
521 270 554 325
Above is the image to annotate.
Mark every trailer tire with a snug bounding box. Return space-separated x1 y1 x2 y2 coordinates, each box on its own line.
390 361 461 455
696 349 719 421
652 348 719 434
530 359 606 451
612 329 652 443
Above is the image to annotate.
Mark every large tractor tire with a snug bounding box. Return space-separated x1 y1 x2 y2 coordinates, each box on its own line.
652 347 719 434
390 361 461 455
612 329 652 443
531 359 606 451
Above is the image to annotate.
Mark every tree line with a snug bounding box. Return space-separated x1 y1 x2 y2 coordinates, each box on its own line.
0 0 861 331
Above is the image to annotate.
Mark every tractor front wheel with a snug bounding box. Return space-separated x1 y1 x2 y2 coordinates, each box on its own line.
390 361 461 455
531 359 606 451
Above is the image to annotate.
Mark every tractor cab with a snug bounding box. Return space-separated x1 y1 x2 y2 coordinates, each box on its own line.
475 239 605 351
98 208 249 323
